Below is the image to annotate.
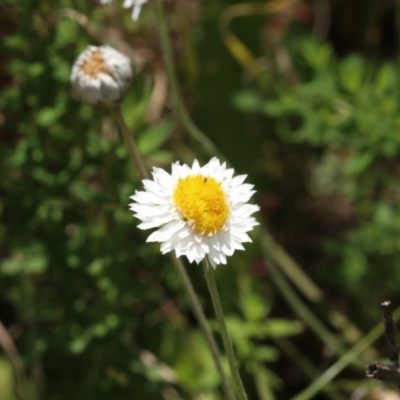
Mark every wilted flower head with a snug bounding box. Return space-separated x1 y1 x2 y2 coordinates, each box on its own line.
129 158 259 268
70 45 132 106
99 0 148 20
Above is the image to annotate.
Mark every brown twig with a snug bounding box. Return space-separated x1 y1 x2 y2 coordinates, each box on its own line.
366 301 400 388
382 301 399 367
366 363 400 385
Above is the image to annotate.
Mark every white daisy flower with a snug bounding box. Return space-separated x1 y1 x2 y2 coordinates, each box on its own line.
129 158 259 268
70 45 132 106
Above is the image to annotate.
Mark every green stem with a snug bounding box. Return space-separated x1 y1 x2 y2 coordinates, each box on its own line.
260 236 365 368
261 228 322 302
203 260 248 400
290 305 400 400
253 362 274 400
113 107 149 180
114 107 236 400
171 256 236 400
276 339 346 400
396 0 400 54
154 0 225 161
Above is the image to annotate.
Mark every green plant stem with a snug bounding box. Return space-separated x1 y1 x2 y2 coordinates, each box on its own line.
276 339 345 400
260 235 366 368
396 0 400 54
172 256 236 400
260 227 372 356
154 0 225 162
203 260 248 400
114 107 149 180
261 228 322 302
290 305 400 400
253 362 274 400
114 106 236 400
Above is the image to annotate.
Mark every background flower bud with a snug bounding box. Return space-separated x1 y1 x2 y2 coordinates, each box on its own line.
70 45 132 106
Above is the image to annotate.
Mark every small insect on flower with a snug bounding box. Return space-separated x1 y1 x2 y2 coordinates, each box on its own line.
129 158 260 268
70 45 132 106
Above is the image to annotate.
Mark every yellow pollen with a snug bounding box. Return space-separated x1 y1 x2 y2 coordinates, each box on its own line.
173 175 229 235
80 51 111 78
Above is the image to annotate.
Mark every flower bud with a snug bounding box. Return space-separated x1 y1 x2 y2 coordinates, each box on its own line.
70 45 132 106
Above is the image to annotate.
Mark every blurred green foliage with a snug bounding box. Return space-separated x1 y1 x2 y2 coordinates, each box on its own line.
233 35 400 308
2 0 400 399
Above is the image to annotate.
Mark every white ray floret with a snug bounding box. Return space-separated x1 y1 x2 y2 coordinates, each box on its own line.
123 0 148 20
129 158 260 268
99 0 148 20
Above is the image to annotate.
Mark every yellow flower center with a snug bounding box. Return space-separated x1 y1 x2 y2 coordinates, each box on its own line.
81 50 111 78
173 175 229 235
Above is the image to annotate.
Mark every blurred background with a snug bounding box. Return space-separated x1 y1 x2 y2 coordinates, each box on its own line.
2 0 400 399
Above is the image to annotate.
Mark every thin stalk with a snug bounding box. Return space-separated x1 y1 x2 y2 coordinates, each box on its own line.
260 236 365 369
154 0 225 162
113 107 149 180
261 228 322 302
266 255 338 354
171 256 236 400
203 260 248 400
253 362 274 400
276 339 346 400
290 305 400 400
396 0 400 53
113 106 236 400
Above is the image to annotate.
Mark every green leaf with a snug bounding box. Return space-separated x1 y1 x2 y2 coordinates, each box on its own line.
345 152 375 175
251 319 304 338
36 106 64 126
232 90 262 112
0 358 17 400
253 346 280 362
240 293 270 322
375 63 397 93
137 121 174 155
0 244 48 275
300 38 333 71
70 334 90 354
339 55 365 93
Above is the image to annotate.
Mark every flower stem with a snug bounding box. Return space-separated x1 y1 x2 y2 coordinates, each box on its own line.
113 107 149 180
172 256 236 400
153 0 226 162
203 260 248 400
113 106 236 400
